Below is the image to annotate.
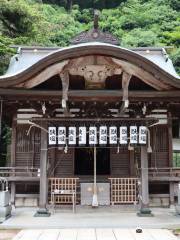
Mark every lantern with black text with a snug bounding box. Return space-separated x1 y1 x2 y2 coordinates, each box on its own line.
120 126 127 144
79 127 86 145
89 126 97 145
99 126 107 145
130 126 138 144
109 126 117 144
48 127 56 145
68 127 76 145
139 126 147 144
58 127 66 145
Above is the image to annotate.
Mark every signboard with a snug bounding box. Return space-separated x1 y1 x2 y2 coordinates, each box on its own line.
48 127 56 145
99 126 107 145
109 126 117 145
68 127 76 145
89 126 97 145
79 127 86 145
130 126 138 144
139 126 147 144
58 127 66 145
120 126 127 144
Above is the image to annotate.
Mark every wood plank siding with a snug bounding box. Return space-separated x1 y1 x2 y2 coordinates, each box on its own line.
150 125 169 168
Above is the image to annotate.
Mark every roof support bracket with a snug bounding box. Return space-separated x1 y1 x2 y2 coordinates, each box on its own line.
60 70 70 116
119 71 132 115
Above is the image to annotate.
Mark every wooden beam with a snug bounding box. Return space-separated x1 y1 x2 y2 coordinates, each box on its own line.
16 61 68 88
1 89 180 101
112 58 173 90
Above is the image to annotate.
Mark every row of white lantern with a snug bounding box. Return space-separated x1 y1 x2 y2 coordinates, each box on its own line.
48 126 147 145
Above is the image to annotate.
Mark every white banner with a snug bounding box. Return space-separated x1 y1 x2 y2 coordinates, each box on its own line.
48 127 56 145
68 127 76 145
99 126 107 145
109 126 117 144
139 126 147 144
120 126 127 144
130 126 138 144
89 126 97 145
58 127 66 145
79 127 86 145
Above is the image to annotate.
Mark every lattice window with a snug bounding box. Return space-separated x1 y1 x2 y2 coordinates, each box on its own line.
49 178 79 204
109 178 138 204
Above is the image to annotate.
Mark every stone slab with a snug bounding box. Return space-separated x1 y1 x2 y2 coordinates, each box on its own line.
12 229 178 240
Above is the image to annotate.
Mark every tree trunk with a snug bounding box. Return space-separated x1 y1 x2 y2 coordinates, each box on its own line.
67 0 73 12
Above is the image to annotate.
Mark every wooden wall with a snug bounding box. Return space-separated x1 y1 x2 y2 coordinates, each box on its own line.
110 147 130 177
150 125 169 167
16 125 40 168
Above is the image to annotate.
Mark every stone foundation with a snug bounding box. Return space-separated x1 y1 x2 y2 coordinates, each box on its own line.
149 194 170 207
15 198 38 207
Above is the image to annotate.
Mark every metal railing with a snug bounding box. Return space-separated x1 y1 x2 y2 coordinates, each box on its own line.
0 167 39 178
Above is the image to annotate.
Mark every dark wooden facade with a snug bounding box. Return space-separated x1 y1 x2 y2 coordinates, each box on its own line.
0 40 179 215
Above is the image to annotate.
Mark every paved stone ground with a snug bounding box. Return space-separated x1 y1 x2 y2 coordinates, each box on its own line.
12 228 178 240
1 206 180 230
0 230 20 240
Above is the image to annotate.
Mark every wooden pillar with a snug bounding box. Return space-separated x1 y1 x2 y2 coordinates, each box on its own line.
168 112 173 167
35 122 50 217
169 182 174 206
10 118 16 206
138 145 152 216
129 150 135 177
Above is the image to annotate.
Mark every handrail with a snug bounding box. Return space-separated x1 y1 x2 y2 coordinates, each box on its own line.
0 167 39 177
138 167 180 178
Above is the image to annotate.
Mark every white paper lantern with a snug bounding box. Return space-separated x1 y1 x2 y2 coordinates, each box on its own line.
58 127 66 145
120 126 127 144
68 127 76 145
130 126 138 144
89 126 97 145
79 127 86 145
139 126 147 144
99 126 107 145
48 127 56 145
109 126 117 144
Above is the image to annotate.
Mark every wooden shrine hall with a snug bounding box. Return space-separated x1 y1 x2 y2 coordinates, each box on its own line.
0 13 180 216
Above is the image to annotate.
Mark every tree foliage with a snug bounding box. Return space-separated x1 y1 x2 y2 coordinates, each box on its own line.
0 0 179 74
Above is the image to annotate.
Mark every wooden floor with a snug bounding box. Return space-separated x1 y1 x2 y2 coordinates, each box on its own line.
12 228 178 240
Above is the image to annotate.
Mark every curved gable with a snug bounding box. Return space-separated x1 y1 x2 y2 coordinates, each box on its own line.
0 43 179 90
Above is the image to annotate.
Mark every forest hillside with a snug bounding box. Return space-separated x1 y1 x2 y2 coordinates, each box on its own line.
0 0 179 74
